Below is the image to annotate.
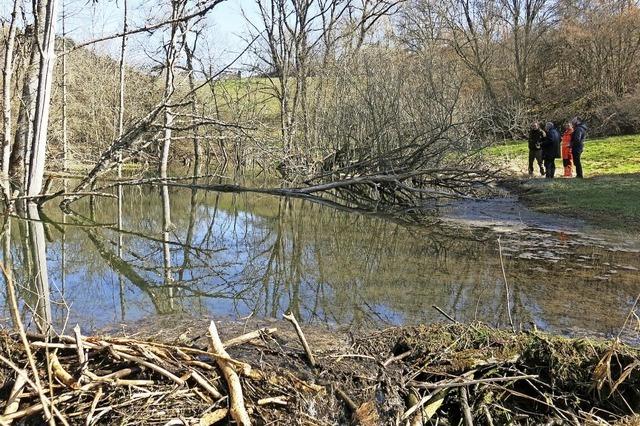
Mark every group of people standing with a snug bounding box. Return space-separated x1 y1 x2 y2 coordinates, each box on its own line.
528 118 587 179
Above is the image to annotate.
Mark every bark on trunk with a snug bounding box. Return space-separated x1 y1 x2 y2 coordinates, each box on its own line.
1 0 20 204
27 0 60 197
10 26 40 190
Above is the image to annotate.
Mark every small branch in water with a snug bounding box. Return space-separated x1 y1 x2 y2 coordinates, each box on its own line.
12 191 117 204
432 305 459 324
497 237 516 333
617 292 640 340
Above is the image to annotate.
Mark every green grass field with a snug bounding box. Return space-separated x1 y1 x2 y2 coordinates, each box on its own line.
485 134 640 175
486 134 640 231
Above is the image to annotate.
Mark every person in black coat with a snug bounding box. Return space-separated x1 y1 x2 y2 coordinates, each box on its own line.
541 122 561 179
527 122 545 177
571 117 587 178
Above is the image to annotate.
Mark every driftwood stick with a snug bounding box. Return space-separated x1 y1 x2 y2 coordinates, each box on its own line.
283 311 316 367
110 350 185 385
432 305 459 323
257 396 288 406
410 374 538 390
51 353 77 389
85 387 103 426
207 320 251 426
401 392 434 421
83 367 139 385
0 390 75 421
0 263 55 425
114 379 156 386
3 370 28 416
223 327 277 348
461 386 473 426
73 324 86 365
482 404 495 426
405 391 425 426
190 369 223 400
383 350 411 367
335 387 358 412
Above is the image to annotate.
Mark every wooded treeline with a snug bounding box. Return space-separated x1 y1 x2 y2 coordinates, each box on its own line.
1 0 639 205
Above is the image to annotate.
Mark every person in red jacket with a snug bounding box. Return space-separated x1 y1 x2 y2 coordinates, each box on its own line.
561 122 574 177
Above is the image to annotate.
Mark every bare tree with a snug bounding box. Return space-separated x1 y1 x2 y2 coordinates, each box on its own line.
1 0 21 205
9 3 46 191
27 0 60 197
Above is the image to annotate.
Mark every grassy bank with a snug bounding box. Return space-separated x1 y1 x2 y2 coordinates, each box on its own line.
485 134 640 230
1 319 639 424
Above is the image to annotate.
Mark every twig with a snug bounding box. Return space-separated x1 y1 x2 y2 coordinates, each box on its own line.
3 370 28 416
334 387 357 412
460 386 473 426
410 374 538 390
85 387 103 426
401 392 434 421
497 237 516 333
73 324 86 365
257 396 288 406
432 305 459 323
383 350 411 367
223 327 277 348
482 404 495 426
190 369 222 399
110 349 185 385
207 320 251 426
283 311 316 367
51 353 77 389
0 263 55 425
617 292 640 339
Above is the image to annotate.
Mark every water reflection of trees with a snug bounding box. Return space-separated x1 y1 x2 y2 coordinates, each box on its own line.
1 185 639 337
2 205 55 334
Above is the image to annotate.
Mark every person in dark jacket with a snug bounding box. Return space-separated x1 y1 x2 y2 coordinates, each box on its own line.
527 122 545 177
571 117 587 178
541 122 561 179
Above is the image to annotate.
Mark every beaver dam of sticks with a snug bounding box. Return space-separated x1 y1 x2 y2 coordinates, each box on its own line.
0 318 639 425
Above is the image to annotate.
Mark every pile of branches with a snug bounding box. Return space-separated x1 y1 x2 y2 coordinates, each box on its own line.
0 320 639 425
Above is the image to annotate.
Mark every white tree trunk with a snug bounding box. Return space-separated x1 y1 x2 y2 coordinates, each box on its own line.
117 0 128 180
10 30 40 190
1 0 20 203
160 2 181 180
61 0 68 174
117 0 128 320
27 0 60 197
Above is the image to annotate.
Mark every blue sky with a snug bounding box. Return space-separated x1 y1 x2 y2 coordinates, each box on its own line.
2 0 259 69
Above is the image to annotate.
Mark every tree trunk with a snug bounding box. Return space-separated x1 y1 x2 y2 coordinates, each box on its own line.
1 0 20 205
27 0 60 197
117 0 128 180
117 0 128 321
160 2 181 180
184 35 201 175
9 26 40 191
61 1 68 173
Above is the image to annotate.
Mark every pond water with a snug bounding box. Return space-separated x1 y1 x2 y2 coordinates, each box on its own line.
1 180 639 340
